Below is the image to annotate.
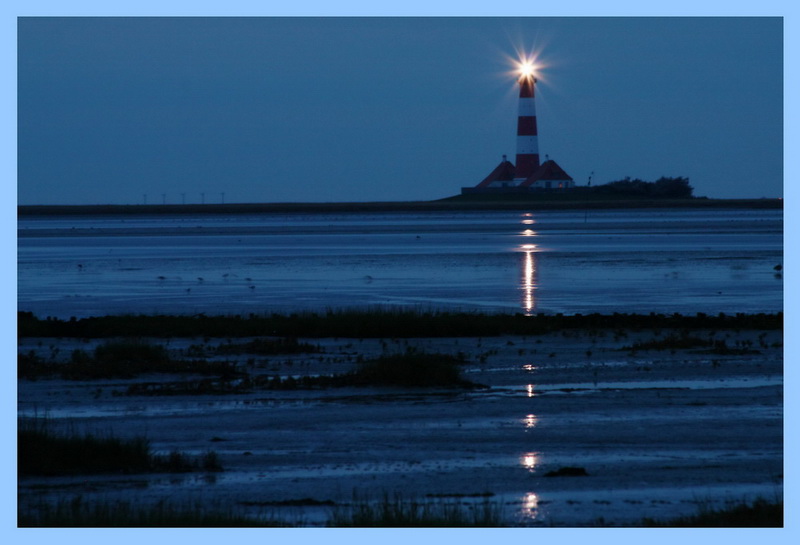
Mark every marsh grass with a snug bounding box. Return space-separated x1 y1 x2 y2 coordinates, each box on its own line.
328 493 504 527
18 310 782 339
18 497 287 527
18 417 221 476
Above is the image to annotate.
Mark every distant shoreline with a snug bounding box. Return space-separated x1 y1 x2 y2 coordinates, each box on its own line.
18 197 782 216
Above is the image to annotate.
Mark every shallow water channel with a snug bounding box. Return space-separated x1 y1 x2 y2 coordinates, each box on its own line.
17 208 783 318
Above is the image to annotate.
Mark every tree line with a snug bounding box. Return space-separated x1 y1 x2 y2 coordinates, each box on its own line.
591 176 694 198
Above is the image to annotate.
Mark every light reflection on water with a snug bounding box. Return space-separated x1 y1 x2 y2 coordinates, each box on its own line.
518 215 540 313
523 414 538 428
521 492 540 520
520 246 538 314
521 452 538 471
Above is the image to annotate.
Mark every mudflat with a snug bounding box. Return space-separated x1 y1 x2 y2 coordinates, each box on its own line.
18 314 782 526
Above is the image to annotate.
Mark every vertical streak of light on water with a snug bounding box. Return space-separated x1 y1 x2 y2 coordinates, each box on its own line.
523 249 535 314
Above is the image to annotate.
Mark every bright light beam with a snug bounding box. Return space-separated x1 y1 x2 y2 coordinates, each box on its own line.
518 58 537 79
500 47 551 89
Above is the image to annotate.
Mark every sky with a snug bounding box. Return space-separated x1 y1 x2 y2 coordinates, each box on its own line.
4 5 799 545
17 16 784 204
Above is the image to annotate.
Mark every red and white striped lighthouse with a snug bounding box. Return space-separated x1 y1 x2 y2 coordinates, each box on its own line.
513 70 540 182
465 57 574 195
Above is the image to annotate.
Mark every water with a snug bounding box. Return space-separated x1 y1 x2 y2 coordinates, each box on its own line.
17 208 783 318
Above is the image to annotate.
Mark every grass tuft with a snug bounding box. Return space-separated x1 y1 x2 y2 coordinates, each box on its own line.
18 417 151 476
18 416 222 476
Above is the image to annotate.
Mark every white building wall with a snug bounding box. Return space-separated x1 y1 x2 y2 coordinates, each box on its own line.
528 179 575 189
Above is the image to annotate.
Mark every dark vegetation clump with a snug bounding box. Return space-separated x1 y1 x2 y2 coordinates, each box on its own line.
544 466 589 477
592 176 694 199
17 351 61 380
125 351 482 395
19 417 150 476
340 352 476 388
643 498 782 527
18 417 222 476
19 497 285 527
17 310 782 339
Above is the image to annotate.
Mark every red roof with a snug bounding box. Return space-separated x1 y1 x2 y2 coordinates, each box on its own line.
475 158 516 188
518 159 573 187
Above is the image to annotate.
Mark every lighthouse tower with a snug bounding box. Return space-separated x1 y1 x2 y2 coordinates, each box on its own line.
513 70 539 182
464 56 574 194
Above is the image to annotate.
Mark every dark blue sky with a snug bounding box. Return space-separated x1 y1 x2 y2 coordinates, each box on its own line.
18 16 783 204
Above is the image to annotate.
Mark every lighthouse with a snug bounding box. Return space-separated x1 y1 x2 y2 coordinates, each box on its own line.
465 56 574 194
513 64 539 182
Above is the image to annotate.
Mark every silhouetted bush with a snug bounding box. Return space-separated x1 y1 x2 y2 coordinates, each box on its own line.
342 352 473 388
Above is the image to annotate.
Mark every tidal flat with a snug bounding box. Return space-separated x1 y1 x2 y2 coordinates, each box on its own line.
18 312 782 527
